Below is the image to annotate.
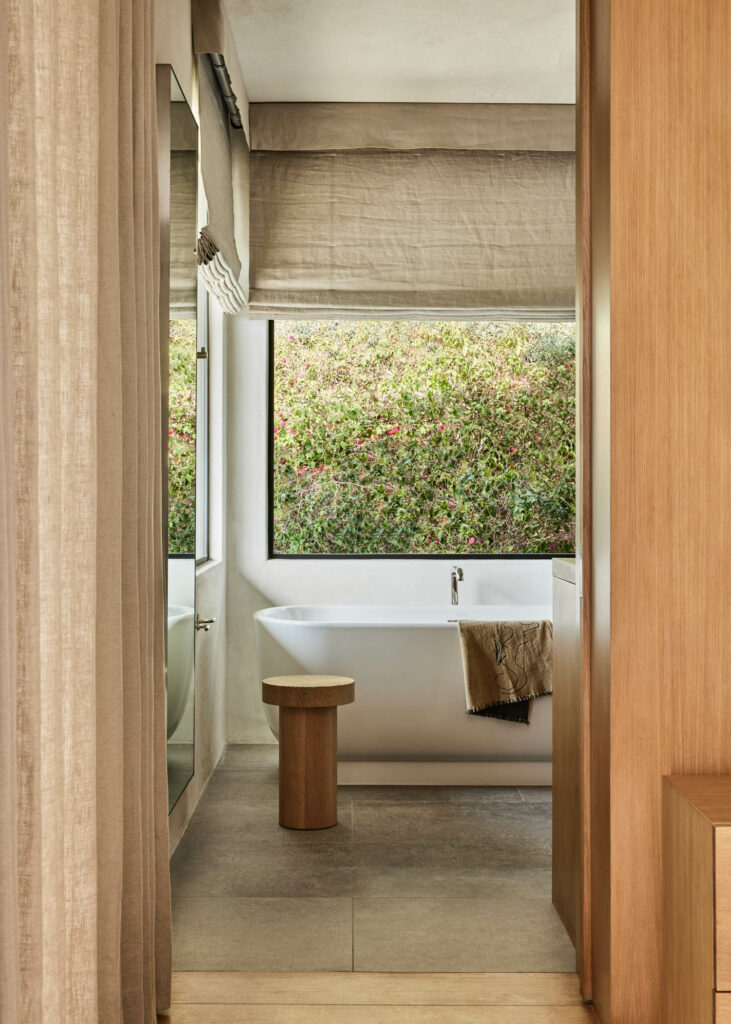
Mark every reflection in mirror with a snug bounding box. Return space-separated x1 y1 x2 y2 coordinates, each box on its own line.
167 555 195 807
167 70 198 811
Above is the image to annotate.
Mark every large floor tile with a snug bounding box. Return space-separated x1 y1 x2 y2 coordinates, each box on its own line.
353 897 575 973
351 800 551 853
172 898 353 971
181 788 354 844
346 786 522 805
349 846 552 898
518 787 553 804
219 744 279 771
171 840 357 899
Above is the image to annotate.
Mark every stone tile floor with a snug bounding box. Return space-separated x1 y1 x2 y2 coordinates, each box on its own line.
171 745 573 973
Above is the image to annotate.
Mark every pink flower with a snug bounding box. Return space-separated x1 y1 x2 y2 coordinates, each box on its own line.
425 537 431 544
306 363 311 369
437 424 445 431
327 423 333 430
385 485 392 492
290 428 296 435
469 536 476 545
387 426 400 435
273 427 279 435
356 440 363 446
550 543 556 550
441 520 447 526
367 454 374 460
510 446 516 453
282 357 287 363
168 427 173 435
449 501 456 507
360 473 366 479
288 333 295 340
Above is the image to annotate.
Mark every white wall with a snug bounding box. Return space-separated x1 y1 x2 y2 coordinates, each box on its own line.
225 316 554 744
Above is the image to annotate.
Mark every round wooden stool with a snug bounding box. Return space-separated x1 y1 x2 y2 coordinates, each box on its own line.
262 675 355 829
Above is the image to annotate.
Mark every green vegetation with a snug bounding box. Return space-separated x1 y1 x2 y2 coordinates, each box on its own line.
168 319 196 553
272 321 575 555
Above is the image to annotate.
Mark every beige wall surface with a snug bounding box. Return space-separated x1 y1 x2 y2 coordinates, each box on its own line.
156 0 194 106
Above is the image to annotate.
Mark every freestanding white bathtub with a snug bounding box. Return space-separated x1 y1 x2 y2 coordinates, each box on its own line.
253 604 553 786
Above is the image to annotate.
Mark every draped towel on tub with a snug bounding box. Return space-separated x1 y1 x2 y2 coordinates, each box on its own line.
458 620 553 724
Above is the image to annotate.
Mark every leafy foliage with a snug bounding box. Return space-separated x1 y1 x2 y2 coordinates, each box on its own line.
168 319 196 554
272 321 575 555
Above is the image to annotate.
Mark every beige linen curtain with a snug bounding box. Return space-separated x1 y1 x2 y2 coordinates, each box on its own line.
1 0 171 1021
249 103 575 320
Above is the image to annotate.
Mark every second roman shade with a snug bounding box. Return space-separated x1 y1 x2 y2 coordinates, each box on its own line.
248 103 576 320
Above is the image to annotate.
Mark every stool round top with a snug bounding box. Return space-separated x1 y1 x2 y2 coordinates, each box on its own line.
262 674 355 708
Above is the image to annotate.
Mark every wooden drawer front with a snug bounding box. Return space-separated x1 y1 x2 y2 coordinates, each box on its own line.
716 828 731 990
717 992 731 1023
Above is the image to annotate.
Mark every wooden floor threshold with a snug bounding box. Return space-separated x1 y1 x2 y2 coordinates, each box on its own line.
160 972 597 1022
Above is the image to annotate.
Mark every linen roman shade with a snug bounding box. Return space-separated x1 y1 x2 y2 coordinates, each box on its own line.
193 0 249 313
249 103 575 320
196 53 247 313
170 102 198 317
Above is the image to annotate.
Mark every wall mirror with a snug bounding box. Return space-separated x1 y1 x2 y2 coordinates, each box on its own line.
165 69 198 811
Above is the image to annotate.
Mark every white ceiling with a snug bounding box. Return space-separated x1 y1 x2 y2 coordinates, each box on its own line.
225 0 575 104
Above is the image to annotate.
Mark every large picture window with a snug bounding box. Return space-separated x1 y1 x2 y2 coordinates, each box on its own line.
270 320 575 557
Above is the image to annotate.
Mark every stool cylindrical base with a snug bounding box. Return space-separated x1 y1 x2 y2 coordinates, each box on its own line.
278 705 338 829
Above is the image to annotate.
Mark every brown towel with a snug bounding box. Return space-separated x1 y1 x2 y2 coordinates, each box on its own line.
458 620 553 724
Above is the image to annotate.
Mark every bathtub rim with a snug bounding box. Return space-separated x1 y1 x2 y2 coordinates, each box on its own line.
254 603 553 629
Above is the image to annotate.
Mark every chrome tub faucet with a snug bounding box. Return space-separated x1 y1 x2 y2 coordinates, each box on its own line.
450 566 463 605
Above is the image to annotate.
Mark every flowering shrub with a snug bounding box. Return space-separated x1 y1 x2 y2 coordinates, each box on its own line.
168 319 196 553
272 321 576 555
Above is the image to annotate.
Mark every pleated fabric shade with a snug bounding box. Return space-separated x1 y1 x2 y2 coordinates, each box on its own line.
193 0 249 314
248 103 576 320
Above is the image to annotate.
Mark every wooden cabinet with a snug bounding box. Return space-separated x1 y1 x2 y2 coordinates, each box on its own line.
716 994 731 1023
663 777 731 1023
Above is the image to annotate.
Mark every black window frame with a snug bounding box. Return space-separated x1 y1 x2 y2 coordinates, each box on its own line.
267 319 576 561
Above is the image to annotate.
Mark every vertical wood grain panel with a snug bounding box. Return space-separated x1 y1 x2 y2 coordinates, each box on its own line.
585 0 611 1018
717 993 731 1023
716 829 731 991
662 779 715 1024
588 0 731 1020
576 0 593 999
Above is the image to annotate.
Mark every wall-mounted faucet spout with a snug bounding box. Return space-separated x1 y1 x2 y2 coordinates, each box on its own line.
450 566 464 606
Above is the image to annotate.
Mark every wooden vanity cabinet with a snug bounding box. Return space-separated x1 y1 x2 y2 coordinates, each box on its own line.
663 776 731 1023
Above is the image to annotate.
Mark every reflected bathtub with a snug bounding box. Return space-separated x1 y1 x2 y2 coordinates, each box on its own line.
167 603 194 740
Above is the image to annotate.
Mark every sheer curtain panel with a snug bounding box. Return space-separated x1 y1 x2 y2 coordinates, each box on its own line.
0 1 172 1021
